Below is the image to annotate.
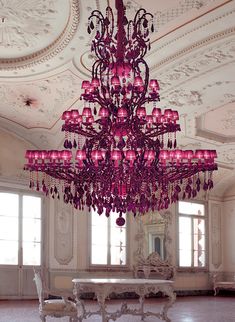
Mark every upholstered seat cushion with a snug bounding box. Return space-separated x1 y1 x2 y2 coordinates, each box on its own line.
43 299 77 312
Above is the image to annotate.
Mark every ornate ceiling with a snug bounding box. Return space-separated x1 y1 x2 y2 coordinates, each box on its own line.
0 0 234 198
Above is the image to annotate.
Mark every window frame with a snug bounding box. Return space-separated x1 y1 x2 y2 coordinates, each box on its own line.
0 187 44 268
89 211 130 270
177 200 208 272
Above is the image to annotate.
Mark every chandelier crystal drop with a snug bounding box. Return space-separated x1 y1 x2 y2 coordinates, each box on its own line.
24 0 218 226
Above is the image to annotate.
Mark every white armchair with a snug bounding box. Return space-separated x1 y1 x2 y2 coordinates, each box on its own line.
33 269 79 322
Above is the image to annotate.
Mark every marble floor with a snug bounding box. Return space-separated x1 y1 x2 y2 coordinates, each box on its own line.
0 296 235 322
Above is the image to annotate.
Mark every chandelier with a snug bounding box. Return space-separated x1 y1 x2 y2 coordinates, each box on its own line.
24 0 217 226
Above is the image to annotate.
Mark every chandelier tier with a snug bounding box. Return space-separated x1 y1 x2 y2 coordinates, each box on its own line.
24 0 217 226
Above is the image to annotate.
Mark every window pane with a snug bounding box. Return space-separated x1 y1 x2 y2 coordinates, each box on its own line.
91 245 108 264
0 216 18 241
91 226 108 246
0 193 19 265
111 227 126 246
179 217 192 267
23 241 41 265
23 218 41 242
111 246 126 265
179 201 204 216
0 240 18 265
92 211 108 227
179 250 191 267
23 196 41 219
193 218 206 267
91 210 127 266
91 210 108 264
0 193 18 217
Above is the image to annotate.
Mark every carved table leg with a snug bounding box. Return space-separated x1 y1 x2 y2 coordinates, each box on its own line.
139 295 145 321
161 287 176 322
73 285 87 321
97 292 109 322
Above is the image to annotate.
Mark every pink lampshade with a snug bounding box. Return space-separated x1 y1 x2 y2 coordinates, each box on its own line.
144 150 155 160
125 150 136 166
134 76 143 87
184 150 194 160
172 110 179 121
152 107 161 118
41 151 48 160
61 150 72 161
25 150 34 160
111 76 120 86
136 106 146 118
71 109 79 119
61 111 71 121
117 107 128 118
81 80 90 89
111 150 122 167
146 115 154 126
49 150 59 161
149 79 159 90
203 150 211 160
82 107 92 117
164 109 172 120
175 150 182 160
76 150 86 167
111 150 122 160
159 150 169 160
91 77 100 87
91 150 103 166
210 150 217 159
98 107 109 118
76 150 86 160
91 150 103 160
195 150 204 159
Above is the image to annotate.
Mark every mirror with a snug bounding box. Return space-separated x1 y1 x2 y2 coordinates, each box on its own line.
134 211 172 264
145 212 167 260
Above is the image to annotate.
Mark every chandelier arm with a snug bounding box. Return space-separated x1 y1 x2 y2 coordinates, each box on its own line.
145 125 181 138
63 124 99 138
106 6 115 38
133 8 148 25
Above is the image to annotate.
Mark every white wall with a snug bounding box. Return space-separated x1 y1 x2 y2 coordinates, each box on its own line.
222 198 235 273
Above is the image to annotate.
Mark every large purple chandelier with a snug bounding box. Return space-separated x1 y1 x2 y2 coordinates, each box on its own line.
24 0 217 226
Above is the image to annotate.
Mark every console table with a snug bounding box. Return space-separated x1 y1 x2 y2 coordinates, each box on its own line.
72 278 176 322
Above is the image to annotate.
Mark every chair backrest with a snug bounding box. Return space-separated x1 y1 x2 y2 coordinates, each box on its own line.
33 269 44 305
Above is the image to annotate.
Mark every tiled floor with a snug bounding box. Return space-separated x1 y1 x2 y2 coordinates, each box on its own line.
1 296 235 322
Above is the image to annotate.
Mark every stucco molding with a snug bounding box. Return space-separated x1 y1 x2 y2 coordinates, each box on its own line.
54 199 74 265
0 0 80 70
211 203 222 269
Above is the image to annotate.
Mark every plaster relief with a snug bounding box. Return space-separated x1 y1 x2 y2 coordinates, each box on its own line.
54 199 74 265
0 72 81 129
0 0 70 59
211 203 222 269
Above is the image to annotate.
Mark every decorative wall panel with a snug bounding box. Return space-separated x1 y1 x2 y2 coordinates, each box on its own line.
54 199 74 265
211 203 222 269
